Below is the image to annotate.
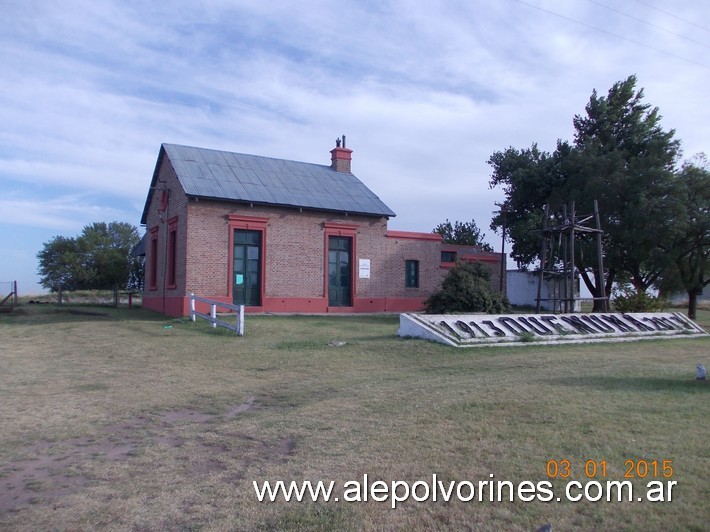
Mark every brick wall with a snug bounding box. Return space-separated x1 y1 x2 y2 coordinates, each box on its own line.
384 233 505 300
383 233 445 298
181 200 390 301
142 157 189 314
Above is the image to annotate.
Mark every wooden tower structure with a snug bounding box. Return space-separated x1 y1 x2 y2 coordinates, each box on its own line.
536 200 608 313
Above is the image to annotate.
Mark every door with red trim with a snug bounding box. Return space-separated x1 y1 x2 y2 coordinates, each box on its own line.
328 236 352 307
233 229 261 306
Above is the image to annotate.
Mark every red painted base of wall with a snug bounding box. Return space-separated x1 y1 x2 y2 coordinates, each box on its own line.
143 295 425 317
142 295 189 316
263 297 426 313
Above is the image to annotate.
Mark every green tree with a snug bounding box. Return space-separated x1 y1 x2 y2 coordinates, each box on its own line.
657 156 710 319
79 222 141 306
489 76 681 311
424 261 509 314
433 219 493 251
37 236 86 304
567 75 680 294
37 222 141 306
488 144 567 267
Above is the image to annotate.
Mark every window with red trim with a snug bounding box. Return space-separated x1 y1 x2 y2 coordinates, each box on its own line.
405 259 419 288
149 227 159 290
167 220 177 288
441 250 457 263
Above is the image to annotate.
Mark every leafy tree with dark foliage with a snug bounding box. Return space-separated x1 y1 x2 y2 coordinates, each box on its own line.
656 156 710 319
489 76 681 311
433 219 493 251
79 222 141 306
425 261 509 314
37 222 141 305
37 236 86 304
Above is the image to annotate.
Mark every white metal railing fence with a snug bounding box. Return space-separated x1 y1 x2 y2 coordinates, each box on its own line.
189 293 244 336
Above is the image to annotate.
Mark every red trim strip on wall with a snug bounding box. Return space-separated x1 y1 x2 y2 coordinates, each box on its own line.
386 230 443 241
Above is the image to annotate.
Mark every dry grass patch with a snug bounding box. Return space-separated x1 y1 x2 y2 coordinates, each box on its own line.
0 305 708 530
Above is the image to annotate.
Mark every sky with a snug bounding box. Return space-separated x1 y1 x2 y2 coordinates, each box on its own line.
1 0 708 295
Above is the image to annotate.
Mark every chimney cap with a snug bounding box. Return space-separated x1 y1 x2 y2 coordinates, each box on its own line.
336 135 346 148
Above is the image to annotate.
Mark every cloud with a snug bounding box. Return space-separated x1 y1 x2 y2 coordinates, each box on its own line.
0 193 132 233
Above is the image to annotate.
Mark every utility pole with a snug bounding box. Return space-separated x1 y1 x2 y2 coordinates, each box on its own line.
495 202 507 295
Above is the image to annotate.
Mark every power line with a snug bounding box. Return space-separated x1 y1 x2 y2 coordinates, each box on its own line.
588 0 710 50
512 0 710 70
633 0 710 34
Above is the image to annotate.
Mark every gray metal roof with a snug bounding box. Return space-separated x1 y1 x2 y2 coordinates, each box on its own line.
141 143 396 223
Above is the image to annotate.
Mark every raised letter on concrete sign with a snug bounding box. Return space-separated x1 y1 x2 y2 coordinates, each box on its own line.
540 316 572 334
455 320 476 337
439 321 463 339
560 316 597 334
581 315 615 333
519 316 553 335
498 317 529 336
481 320 506 336
469 321 490 337
601 315 635 332
622 314 654 332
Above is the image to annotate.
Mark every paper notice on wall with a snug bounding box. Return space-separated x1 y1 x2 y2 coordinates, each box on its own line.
235 274 244 285
359 259 371 279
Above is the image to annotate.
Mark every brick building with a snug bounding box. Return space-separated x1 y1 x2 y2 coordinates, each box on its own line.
140 139 504 316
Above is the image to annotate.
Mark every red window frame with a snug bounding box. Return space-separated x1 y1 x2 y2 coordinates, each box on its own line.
166 216 178 289
149 226 159 290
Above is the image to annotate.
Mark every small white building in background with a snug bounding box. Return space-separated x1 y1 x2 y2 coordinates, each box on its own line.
507 269 581 312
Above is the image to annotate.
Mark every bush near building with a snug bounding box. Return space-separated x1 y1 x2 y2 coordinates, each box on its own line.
424 261 510 314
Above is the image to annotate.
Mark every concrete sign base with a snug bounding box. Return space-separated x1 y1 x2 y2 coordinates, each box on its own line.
397 312 708 348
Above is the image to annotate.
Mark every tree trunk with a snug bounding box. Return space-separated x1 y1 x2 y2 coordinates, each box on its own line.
687 288 700 320
631 275 645 292
580 268 607 312
57 285 63 305
591 272 614 312
582 267 614 312
113 284 119 308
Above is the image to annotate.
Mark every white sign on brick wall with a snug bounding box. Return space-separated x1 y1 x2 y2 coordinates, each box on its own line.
359 259 371 279
398 312 708 347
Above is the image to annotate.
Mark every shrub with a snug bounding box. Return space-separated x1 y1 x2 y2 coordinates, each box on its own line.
612 286 666 312
424 262 510 314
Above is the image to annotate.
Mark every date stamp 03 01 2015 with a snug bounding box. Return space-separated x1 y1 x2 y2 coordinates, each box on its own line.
546 459 674 480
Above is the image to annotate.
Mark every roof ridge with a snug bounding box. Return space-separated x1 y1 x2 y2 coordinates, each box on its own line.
161 142 339 172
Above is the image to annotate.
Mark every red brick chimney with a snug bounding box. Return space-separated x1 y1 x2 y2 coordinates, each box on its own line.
330 135 352 173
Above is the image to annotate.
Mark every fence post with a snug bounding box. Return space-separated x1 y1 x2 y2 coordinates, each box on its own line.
188 294 244 336
237 305 245 336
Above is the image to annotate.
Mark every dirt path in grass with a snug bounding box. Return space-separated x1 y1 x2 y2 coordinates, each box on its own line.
0 396 293 514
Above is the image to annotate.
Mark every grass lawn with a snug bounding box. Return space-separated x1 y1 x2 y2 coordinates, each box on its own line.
0 305 708 531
